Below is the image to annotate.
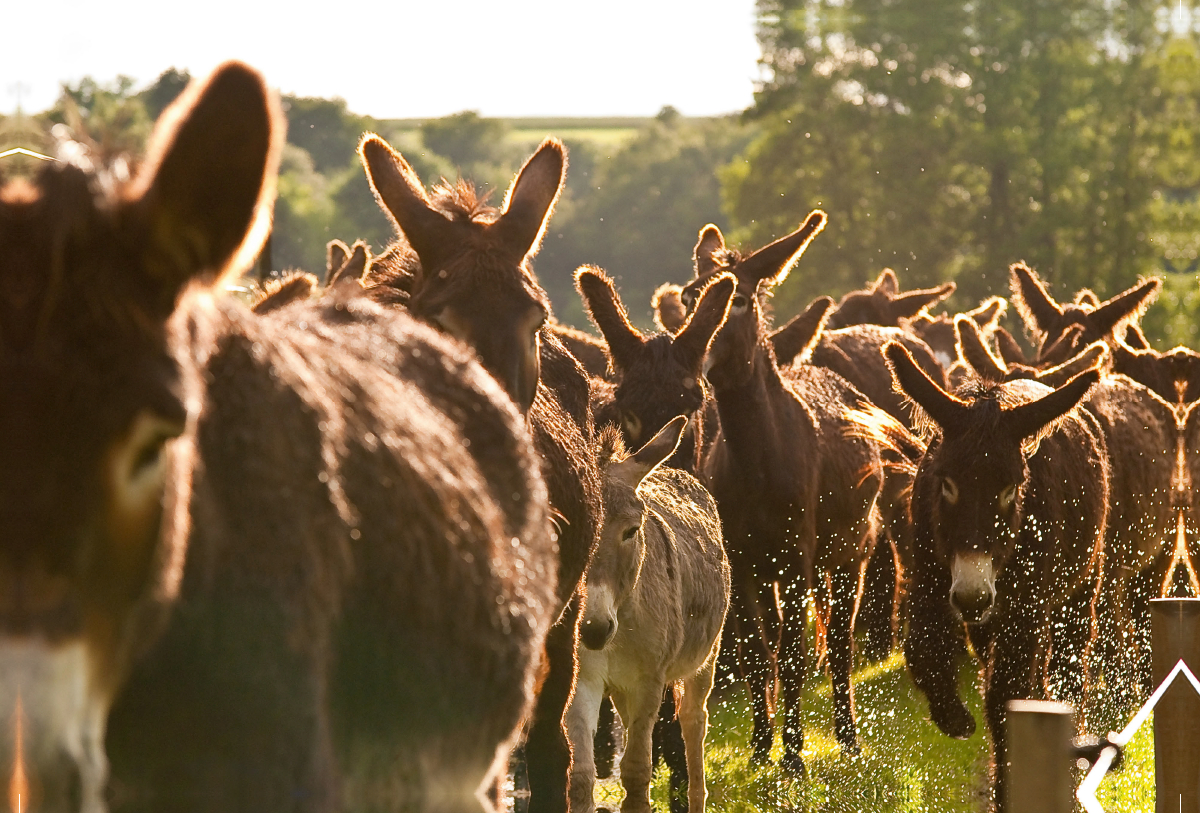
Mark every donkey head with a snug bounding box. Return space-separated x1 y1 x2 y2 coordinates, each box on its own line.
825 268 955 330
955 316 1108 390
681 212 826 388
577 267 732 447
1009 262 1162 363
0 63 279 800
886 343 1098 623
1111 341 1200 406
651 282 689 334
360 135 565 412
581 417 687 650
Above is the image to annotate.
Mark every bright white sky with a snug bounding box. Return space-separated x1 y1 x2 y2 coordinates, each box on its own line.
4 0 762 118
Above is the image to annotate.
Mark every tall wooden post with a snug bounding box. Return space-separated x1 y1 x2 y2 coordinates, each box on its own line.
1152 598 1200 813
1006 700 1076 813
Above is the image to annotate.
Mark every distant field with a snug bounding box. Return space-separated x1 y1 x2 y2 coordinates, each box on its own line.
375 116 696 151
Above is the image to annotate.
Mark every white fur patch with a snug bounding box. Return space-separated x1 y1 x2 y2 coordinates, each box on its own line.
950 552 996 616
0 641 109 813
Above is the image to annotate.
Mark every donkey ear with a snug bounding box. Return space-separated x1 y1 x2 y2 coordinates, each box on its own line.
888 282 956 320
1004 368 1099 442
993 326 1030 366
1009 262 1063 335
327 239 349 278
884 341 967 429
576 266 645 371
873 268 899 296
1035 342 1108 389
1124 322 1151 350
129 61 282 294
771 296 834 366
694 225 727 277
737 209 826 285
1089 278 1162 338
652 283 689 334
674 274 735 376
494 137 566 259
359 134 449 266
327 241 370 289
955 315 1007 382
1037 324 1085 366
969 296 1007 329
625 415 688 488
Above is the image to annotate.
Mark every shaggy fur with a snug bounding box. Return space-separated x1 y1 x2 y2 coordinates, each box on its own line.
0 64 556 813
824 268 955 330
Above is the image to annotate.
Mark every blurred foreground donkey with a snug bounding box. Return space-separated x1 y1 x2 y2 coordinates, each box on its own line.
0 63 556 813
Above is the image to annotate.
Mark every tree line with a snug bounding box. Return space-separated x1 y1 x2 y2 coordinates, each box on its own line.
0 0 1190 344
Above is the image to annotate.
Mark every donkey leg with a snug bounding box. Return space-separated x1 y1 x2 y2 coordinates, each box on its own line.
651 688 687 813
776 576 809 774
857 536 898 662
613 686 664 813
905 563 975 739
526 596 581 813
828 564 861 754
594 698 619 780
565 672 605 813
983 608 1043 813
678 652 718 813
729 589 776 765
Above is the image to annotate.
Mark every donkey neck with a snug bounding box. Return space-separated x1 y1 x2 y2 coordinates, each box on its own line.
709 341 800 471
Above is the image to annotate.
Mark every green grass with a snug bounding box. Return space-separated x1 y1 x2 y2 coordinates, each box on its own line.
594 652 1156 812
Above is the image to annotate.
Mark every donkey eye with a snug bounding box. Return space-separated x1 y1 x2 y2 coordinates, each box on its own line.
941 477 960 505
622 412 643 443
999 484 1018 511
621 527 638 542
730 294 749 314
681 291 696 309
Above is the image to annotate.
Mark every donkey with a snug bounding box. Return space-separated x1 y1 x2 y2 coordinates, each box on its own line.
576 267 733 470
957 315 1177 711
883 342 1109 811
1009 261 1161 363
358 135 603 813
0 63 557 813
824 267 956 330
567 418 729 813
905 296 1007 375
682 213 885 771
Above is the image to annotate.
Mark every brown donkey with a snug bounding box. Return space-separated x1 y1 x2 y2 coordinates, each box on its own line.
358 135 603 813
682 213 885 772
824 267 956 330
0 64 558 813
567 418 729 813
576 267 734 471
884 342 1108 811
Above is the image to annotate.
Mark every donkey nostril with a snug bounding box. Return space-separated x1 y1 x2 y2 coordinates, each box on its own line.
580 617 616 650
950 588 993 622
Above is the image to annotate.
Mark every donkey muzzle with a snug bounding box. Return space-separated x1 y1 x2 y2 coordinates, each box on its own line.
580 616 616 651
949 552 996 624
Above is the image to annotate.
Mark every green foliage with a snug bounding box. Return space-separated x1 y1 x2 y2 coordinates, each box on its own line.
735 0 1172 328
420 111 510 176
49 75 153 161
283 95 374 174
538 111 754 329
140 68 191 120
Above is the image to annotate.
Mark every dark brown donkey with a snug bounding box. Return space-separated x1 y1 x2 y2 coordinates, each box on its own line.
824 267 956 330
682 213 885 772
358 135 603 813
0 63 557 813
883 342 1108 811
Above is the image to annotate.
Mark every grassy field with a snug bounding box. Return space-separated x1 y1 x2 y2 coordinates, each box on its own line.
591 652 1156 812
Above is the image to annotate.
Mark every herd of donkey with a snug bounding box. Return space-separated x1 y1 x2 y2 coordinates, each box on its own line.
2 60 1197 813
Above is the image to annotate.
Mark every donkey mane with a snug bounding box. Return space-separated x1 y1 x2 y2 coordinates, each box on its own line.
429 178 498 222
597 423 627 465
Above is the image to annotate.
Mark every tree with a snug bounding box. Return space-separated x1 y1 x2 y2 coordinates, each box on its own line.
734 0 1167 328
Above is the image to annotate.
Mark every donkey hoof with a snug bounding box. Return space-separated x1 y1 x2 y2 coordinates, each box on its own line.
780 751 808 779
931 703 976 739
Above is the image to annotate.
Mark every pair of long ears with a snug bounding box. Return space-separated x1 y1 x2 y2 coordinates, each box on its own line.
576 267 735 376
885 340 1099 442
1010 262 1162 346
325 239 370 288
608 415 689 490
692 210 826 286
359 134 565 272
123 62 281 310
956 316 1107 389
770 296 834 365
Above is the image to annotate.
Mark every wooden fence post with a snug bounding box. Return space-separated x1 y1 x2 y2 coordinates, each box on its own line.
1152 597 1200 813
1006 700 1076 813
